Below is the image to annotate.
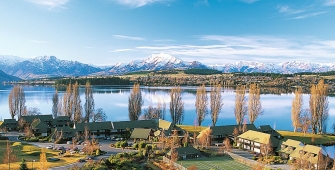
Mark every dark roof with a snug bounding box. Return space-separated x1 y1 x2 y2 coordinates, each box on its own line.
74 121 112 131
54 116 70 121
130 128 151 139
21 115 53 123
3 119 17 123
31 119 50 133
258 125 282 138
54 126 74 139
167 146 202 156
210 124 258 136
111 119 158 130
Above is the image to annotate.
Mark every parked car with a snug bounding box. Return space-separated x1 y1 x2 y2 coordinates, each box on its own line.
77 158 86 162
46 145 53 149
67 141 72 144
106 137 111 140
56 146 65 150
85 156 94 160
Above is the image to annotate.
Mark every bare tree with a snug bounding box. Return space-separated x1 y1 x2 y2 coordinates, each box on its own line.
39 148 48 170
261 137 273 159
248 83 262 124
223 138 232 153
72 82 82 123
8 86 26 119
84 81 94 123
52 89 59 118
197 128 212 149
128 84 143 121
57 96 64 116
195 84 208 126
309 79 329 134
170 86 184 125
24 125 34 139
3 140 17 169
91 108 107 122
292 87 303 132
300 109 311 136
234 85 247 125
25 107 41 116
63 83 73 119
210 84 223 126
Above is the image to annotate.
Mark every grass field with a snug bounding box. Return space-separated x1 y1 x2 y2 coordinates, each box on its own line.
0 141 85 169
178 156 250 170
278 130 335 145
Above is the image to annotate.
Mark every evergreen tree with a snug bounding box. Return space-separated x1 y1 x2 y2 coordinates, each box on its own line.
19 158 28 170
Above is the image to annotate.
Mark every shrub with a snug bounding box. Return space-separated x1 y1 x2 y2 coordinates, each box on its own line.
138 141 147 150
132 143 139 150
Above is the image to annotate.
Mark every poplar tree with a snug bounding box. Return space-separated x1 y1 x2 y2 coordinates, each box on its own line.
195 84 208 126
128 84 143 121
39 148 48 170
52 90 59 118
3 140 17 169
210 84 223 126
170 86 184 124
292 87 303 132
234 85 247 125
8 86 26 119
309 79 329 134
84 81 94 123
248 83 262 124
63 83 73 119
72 82 82 123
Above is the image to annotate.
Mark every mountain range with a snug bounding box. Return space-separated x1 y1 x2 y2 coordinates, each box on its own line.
1 53 335 80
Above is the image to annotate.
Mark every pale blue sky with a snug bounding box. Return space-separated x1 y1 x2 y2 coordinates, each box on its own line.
1 0 335 65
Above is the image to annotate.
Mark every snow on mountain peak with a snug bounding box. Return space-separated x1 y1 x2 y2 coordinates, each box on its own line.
143 53 183 65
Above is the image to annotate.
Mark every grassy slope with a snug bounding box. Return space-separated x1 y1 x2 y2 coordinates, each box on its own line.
177 125 208 133
278 130 335 145
0 141 85 169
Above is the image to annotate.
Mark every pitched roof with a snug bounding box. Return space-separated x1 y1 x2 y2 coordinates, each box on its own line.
74 121 112 131
3 119 17 123
290 145 327 164
111 119 158 130
130 128 151 139
21 115 53 123
159 119 172 130
31 119 50 133
277 139 304 154
258 125 282 137
238 130 280 147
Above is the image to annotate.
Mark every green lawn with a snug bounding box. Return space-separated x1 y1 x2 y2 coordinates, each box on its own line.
178 125 207 133
0 141 85 169
178 156 251 170
278 130 335 145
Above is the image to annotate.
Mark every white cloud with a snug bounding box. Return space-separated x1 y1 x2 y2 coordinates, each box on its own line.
324 0 335 6
112 35 145 41
26 0 69 9
290 11 328 19
277 5 304 15
109 49 133 52
135 35 335 64
111 0 169 8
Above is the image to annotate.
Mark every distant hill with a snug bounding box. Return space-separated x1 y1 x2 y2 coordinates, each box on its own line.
0 69 21 82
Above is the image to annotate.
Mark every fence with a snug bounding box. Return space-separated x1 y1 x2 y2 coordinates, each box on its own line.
227 151 272 169
162 156 187 170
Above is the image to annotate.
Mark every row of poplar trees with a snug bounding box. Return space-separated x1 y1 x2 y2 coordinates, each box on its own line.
128 83 263 127
292 79 329 134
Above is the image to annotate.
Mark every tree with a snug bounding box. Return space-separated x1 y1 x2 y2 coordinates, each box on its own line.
234 85 247 125
63 83 73 119
52 90 59 118
143 102 165 120
309 79 329 134
197 128 212 149
223 138 232 153
91 108 107 122
3 140 17 169
128 84 143 121
300 109 311 136
210 84 223 126
170 86 184 125
24 125 34 139
248 83 262 124
195 84 208 126
292 87 303 132
39 148 48 170
261 137 273 159
8 86 26 119
84 81 95 123
72 82 82 123
24 107 41 116
19 158 29 170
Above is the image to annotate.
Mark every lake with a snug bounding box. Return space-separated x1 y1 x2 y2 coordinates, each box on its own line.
0 85 335 155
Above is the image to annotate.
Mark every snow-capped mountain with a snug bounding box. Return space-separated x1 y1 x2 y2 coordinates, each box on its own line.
104 53 207 75
1 53 335 80
0 56 103 79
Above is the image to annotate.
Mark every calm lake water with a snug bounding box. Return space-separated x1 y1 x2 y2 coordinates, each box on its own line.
0 85 334 155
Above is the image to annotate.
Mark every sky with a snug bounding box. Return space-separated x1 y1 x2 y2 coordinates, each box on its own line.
0 0 335 66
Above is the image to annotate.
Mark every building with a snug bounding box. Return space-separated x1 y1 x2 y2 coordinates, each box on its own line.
277 139 305 159
0 119 18 131
74 121 112 138
207 124 258 143
167 146 203 160
289 144 329 168
237 130 280 154
31 119 52 137
20 115 53 127
130 128 153 141
53 116 73 127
